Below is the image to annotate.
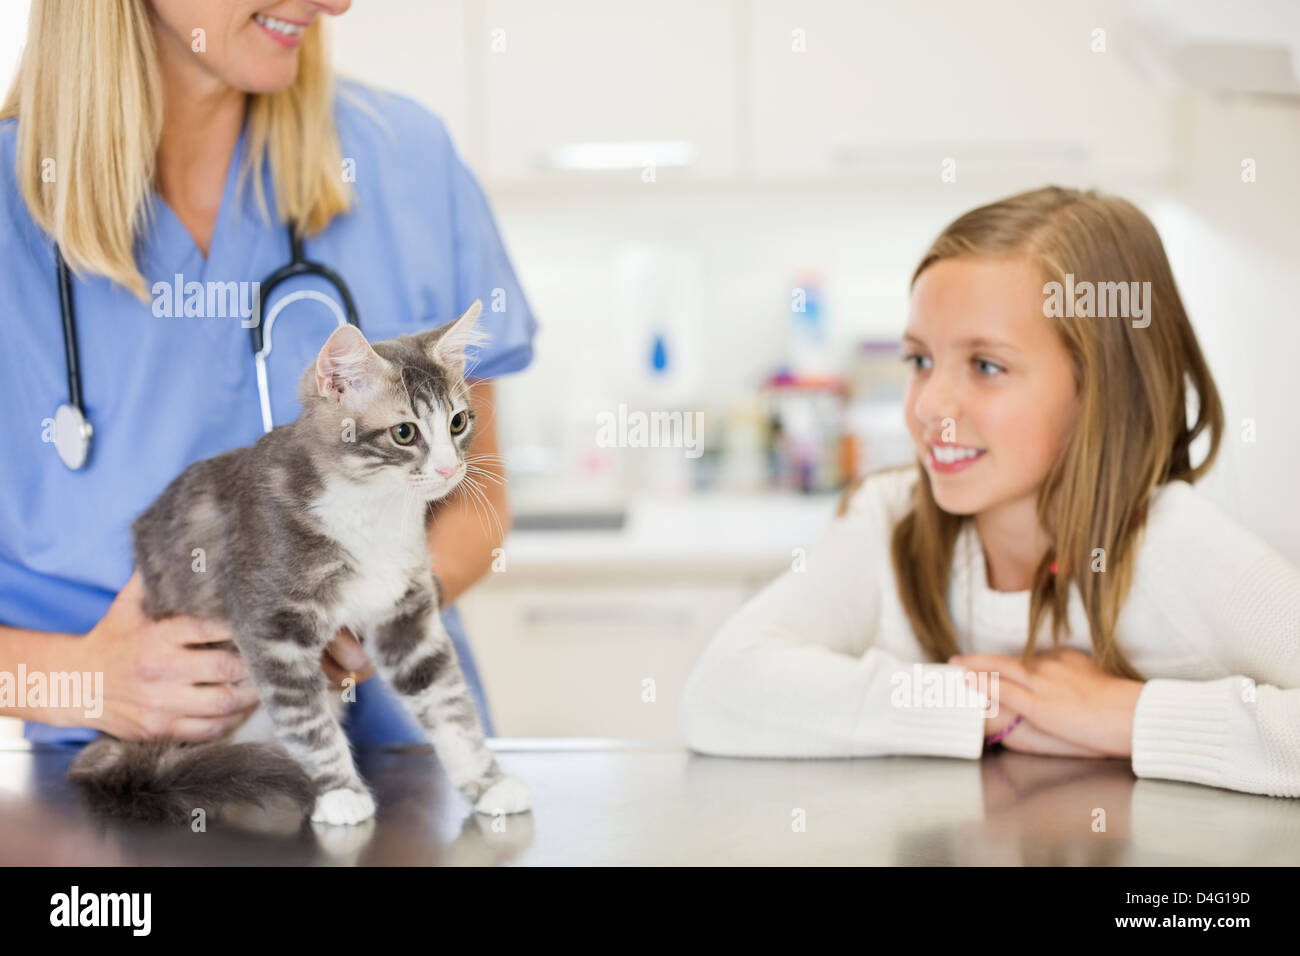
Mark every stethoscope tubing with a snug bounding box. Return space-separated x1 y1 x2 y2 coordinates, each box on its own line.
54 242 84 415
249 226 359 355
52 221 360 468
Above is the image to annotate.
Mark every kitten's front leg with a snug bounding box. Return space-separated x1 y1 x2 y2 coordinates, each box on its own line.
373 581 532 815
242 610 375 825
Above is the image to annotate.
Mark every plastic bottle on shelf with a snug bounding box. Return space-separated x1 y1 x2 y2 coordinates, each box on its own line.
789 270 834 380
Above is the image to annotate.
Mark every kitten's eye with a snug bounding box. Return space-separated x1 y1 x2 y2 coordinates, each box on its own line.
449 411 468 435
390 422 418 446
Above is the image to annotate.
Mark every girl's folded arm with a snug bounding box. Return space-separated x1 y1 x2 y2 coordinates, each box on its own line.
680 477 984 759
1133 541 1300 798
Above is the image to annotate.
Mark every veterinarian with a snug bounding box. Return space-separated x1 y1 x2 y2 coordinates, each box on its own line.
0 1 535 745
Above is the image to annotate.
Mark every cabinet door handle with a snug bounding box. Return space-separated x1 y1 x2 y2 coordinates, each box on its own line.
521 605 694 628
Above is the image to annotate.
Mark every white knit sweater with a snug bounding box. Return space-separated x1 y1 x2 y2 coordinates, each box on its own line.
680 466 1300 798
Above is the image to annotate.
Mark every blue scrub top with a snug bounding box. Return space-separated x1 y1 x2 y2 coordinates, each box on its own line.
0 80 537 747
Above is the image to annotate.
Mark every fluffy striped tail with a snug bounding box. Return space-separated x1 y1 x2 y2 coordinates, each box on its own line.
69 737 315 825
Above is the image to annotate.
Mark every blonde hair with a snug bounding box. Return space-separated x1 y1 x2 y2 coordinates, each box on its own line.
883 186 1224 680
0 0 352 301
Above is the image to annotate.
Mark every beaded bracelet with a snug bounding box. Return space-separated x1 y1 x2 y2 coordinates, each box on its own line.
987 713 1024 746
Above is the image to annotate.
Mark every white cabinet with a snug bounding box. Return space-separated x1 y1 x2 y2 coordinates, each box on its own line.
332 0 472 153
746 0 1176 183
459 577 763 740
457 493 835 740
337 1 1179 190
474 0 743 184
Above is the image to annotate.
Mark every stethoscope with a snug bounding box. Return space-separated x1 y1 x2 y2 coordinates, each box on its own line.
52 222 360 470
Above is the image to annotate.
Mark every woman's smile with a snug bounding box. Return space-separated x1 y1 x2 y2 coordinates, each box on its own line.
252 11 309 49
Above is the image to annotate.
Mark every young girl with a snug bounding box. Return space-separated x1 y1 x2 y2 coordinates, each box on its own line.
680 186 1300 799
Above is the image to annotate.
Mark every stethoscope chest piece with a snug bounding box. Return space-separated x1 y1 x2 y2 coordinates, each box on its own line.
53 402 93 470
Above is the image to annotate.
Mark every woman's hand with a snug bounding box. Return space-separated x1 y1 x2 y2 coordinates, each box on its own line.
321 628 375 690
952 648 1145 757
78 571 260 741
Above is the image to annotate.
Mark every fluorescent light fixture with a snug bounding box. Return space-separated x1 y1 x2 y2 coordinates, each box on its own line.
832 141 1089 167
546 140 697 171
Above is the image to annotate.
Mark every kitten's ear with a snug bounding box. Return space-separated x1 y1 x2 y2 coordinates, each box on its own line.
422 300 490 378
315 324 388 410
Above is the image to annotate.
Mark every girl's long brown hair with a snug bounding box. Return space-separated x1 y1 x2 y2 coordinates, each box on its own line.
886 186 1223 679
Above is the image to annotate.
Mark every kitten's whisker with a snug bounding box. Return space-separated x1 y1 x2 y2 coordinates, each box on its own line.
469 480 505 541
464 460 508 484
462 483 495 541
459 475 504 542
447 475 490 537
465 465 506 487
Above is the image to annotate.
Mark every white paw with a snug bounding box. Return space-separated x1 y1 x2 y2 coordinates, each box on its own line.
473 775 533 815
311 818 375 860
310 787 376 825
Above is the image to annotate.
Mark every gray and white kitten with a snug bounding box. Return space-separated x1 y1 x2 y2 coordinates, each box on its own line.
70 300 531 826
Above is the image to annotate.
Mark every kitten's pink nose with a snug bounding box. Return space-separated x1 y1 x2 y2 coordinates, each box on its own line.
434 465 457 479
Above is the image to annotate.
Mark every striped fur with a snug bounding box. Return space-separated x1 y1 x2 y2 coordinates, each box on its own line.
70 303 531 826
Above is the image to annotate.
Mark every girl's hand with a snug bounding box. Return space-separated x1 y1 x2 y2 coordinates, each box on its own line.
79 571 260 741
977 696 1110 758
952 648 1145 757
322 628 375 689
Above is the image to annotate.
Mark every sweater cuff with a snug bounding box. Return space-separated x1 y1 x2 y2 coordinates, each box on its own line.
875 668 985 759
1131 677 1236 788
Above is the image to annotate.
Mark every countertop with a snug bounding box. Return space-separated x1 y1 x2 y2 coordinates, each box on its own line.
3 739 1298 865
490 492 841 580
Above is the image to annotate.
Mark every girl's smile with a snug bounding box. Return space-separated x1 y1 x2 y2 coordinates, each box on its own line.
927 444 987 474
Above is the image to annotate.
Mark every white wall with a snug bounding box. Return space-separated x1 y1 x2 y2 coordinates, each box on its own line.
1156 95 1300 560
0 0 30 97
